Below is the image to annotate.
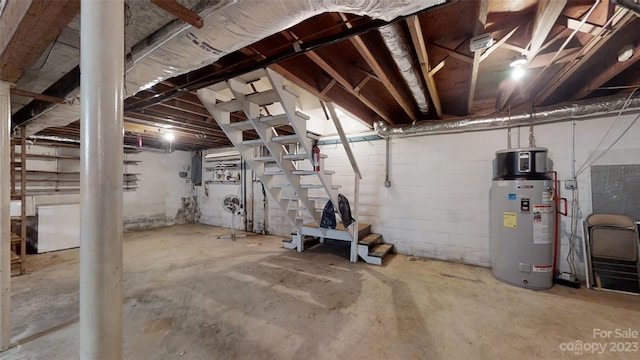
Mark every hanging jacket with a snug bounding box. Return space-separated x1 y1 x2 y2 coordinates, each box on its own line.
320 200 336 229
338 194 355 228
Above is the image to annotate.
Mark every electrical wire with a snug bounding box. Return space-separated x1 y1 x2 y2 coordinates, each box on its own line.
575 88 640 176
565 87 640 278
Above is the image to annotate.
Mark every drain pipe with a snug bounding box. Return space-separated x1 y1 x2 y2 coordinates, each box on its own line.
377 94 640 137
261 183 267 234
384 137 391 187
379 23 430 116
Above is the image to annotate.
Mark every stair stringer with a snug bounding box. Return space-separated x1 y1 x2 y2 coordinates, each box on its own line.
265 68 345 235
226 77 321 226
197 87 302 230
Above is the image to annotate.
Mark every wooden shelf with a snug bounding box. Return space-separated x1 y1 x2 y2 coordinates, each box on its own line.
18 153 80 160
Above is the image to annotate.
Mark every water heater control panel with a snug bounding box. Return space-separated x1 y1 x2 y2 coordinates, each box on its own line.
518 152 531 172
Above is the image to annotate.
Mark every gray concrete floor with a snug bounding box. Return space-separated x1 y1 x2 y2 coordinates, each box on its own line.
1 224 640 359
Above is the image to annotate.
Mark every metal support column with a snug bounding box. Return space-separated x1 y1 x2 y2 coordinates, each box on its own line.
79 0 124 359
0 81 11 351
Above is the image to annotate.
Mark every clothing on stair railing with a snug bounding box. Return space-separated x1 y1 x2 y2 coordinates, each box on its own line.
338 194 355 228
320 200 336 229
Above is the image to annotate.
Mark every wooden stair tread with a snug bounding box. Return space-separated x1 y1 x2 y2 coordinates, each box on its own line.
271 134 300 144
369 243 393 258
229 120 255 131
11 233 22 245
241 139 264 146
358 233 381 246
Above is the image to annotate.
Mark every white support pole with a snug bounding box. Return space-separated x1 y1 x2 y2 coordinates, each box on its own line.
0 81 12 351
79 0 124 359
351 173 359 263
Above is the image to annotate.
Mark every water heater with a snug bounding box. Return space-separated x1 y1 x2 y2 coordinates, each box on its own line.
491 148 555 289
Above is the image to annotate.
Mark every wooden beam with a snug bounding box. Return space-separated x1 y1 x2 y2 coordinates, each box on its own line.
529 0 567 56
321 79 337 96
305 50 396 125
269 64 377 125
500 43 530 56
562 16 608 36
353 76 371 94
528 47 581 68
479 26 519 63
535 11 637 104
498 0 567 110
467 0 489 114
345 35 418 122
0 0 32 55
0 0 79 83
429 60 445 76
406 15 442 118
573 47 640 100
150 0 203 29
429 43 473 64
10 88 66 104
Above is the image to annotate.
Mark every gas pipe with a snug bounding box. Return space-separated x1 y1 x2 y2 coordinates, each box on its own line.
312 143 320 172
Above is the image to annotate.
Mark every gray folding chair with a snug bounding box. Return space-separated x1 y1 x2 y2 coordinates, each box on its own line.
585 213 640 294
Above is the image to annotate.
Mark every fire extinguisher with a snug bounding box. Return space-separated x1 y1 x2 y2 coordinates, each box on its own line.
312 143 320 172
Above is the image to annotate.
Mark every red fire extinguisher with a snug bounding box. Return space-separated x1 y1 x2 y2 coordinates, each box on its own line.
312 143 320 172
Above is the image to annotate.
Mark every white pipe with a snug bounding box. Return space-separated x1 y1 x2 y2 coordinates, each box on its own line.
79 1 124 359
0 81 11 351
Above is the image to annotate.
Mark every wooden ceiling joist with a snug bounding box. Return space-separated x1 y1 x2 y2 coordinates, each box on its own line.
535 11 638 105
9 88 66 104
497 0 568 110
150 0 203 29
0 0 80 83
407 15 442 118
336 13 419 122
467 0 489 114
479 26 520 63
429 43 473 64
304 50 396 125
270 63 378 125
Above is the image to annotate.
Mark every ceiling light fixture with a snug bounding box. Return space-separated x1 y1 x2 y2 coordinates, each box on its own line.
509 54 528 80
164 132 174 141
618 44 634 62
511 66 526 80
509 54 527 68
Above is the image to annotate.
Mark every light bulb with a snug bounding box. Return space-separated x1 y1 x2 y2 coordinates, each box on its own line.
511 66 525 80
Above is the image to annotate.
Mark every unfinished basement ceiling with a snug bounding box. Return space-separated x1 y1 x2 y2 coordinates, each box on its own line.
2 0 640 151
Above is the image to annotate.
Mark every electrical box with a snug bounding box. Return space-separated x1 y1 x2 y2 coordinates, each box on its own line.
470 33 494 52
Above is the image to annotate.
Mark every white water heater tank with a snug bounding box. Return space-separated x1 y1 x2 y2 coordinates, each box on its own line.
491 148 555 289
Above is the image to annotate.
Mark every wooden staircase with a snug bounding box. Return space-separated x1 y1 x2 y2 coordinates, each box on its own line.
197 67 393 265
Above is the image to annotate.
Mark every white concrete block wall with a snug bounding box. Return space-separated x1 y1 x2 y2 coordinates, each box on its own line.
198 181 244 229
193 111 639 278
316 112 640 280
197 167 297 237
123 150 193 230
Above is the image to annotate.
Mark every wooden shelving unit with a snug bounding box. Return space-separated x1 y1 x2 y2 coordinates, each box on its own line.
9 128 27 275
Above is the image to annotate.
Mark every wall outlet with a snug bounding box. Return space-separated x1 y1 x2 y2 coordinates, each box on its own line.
564 180 577 189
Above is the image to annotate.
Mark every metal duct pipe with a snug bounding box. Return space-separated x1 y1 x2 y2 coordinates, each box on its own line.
379 23 430 115
377 94 640 137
